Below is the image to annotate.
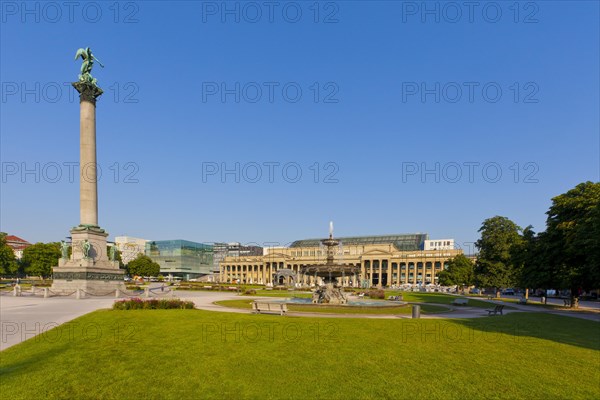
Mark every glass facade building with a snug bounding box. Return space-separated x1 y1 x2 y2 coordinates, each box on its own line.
290 234 429 251
146 240 213 279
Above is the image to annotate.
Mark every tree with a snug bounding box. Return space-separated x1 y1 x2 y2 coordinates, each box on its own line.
474 216 524 296
126 254 160 277
543 181 600 307
437 254 475 293
20 242 61 278
0 233 19 276
514 226 562 300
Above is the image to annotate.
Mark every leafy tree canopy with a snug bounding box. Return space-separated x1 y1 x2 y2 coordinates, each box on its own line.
544 181 600 291
437 254 475 289
127 254 160 277
0 232 19 276
474 216 523 289
21 242 60 278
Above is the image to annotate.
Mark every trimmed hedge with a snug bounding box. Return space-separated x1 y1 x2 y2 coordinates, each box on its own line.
113 298 195 310
368 289 385 299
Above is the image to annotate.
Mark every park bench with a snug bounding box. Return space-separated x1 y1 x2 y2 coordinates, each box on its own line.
486 305 504 316
252 301 287 316
518 298 528 304
452 298 469 306
563 298 571 307
227 286 238 291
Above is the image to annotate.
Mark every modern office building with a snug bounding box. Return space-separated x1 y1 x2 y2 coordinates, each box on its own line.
114 236 149 265
146 240 213 280
424 239 454 251
220 233 462 287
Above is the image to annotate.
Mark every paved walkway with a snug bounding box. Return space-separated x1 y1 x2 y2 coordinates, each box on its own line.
0 295 115 351
1 291 598 350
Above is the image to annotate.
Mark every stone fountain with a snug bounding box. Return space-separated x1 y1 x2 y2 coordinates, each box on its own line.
301 222 361 304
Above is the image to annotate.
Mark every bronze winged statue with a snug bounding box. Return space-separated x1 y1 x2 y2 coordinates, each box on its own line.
75 47 104 86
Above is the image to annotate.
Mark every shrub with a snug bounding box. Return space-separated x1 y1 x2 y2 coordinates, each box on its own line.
113 298 195 310
368 289 385 299
244 289 257 295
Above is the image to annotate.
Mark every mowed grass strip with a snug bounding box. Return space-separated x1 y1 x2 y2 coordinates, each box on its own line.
215 299 449 314
1 310 598 400
385 291 514 309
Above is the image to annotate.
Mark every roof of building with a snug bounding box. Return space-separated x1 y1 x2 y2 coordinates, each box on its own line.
290 234 429 251
5 235 31 250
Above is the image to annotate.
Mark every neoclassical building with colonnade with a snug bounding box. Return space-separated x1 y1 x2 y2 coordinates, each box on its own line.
220 234 463 287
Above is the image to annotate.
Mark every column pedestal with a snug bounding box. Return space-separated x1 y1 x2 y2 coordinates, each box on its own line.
53 225 125 294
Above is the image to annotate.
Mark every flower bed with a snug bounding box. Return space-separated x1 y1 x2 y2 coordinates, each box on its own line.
113 298 195 310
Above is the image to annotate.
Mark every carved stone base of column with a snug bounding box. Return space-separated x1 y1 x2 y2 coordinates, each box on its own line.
50 270 126 295
52 225 125 295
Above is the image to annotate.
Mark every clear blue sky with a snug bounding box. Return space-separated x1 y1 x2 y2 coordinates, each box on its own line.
1 1 598 251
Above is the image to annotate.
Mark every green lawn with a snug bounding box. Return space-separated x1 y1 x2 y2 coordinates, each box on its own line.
385 291 512 309
215 299 449 314
1 310 598 399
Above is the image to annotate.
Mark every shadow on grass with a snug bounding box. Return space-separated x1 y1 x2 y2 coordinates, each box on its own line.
441 313 600 351
0 341 71 381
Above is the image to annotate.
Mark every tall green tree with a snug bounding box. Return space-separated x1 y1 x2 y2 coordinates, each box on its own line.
474 216 523 294
0 233 19 276
515 227 559 297
127 254 160 277
543 181 600 306
437 254 475 292
21 242 61 278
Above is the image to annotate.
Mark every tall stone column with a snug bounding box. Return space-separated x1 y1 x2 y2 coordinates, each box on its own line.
51 81 124 294
76 82 102 227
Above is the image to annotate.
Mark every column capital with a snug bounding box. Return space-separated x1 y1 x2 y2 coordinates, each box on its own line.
72 81 103 104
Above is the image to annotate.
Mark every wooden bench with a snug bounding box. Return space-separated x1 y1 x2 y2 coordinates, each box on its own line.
486 305 504 316
227 286 238 291
252 302 287 316
452 298 469 306
518 298 528 305
563 298 571 307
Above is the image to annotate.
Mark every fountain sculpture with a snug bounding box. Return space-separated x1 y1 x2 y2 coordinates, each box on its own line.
301 222 361 304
